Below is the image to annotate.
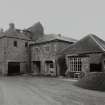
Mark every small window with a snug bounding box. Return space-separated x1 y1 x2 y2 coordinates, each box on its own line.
44 46 50 52
14 41 17 47
25 42 28 47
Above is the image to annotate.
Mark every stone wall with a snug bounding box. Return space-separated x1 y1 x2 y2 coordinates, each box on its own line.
31 42 56 61
97 53 105 72
31 41 72 75
6 37 29 62
65 55 90 78
82 57 90 74
56 41 73 53
0 37 8 75
0 37 32 75
0 38 6 62
66 53 105 78
6 37 32 74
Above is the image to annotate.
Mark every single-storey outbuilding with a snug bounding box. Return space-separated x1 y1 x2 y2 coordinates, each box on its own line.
62 34 105 79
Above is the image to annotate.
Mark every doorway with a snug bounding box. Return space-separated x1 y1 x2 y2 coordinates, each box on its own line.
45 61 55 75
8 62 20 75
33 61 41 73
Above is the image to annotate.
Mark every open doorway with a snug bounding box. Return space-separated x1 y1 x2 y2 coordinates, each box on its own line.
45 61 55 76
33 61 41 73
90 63 102 72
8 62 20 75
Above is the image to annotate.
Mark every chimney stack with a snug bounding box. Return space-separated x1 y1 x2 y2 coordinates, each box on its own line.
9 23 15 30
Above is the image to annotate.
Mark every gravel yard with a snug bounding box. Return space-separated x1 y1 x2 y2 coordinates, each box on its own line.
0 76 105 105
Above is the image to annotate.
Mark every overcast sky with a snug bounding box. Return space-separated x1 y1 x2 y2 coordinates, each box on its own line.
0 0 105 40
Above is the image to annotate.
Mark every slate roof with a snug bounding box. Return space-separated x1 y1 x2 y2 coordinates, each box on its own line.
33 34 77 44
60 34 105 55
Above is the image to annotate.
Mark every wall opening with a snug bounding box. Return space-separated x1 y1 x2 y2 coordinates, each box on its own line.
45 61 55 76
67 57 82 78
8 62 20 75
33 61 41 73
90 63 102 72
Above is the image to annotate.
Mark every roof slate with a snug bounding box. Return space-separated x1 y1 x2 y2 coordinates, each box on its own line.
60 34 105 55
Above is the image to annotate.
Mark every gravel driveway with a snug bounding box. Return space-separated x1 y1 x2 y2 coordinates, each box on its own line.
0 76 105 105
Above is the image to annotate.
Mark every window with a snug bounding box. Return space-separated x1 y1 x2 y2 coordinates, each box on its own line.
44 45 50 52
14 41 17 47
25 42 28 47
69 57 82 72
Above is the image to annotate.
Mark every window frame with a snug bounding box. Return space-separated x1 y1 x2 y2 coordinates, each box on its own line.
69 57 82 72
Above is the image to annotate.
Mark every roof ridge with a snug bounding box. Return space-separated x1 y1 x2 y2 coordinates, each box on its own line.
90 35 105 51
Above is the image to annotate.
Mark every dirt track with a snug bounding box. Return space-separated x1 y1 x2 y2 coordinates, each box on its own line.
0 76 105 105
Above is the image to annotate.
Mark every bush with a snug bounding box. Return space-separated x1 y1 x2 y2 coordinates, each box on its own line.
74 72 105 91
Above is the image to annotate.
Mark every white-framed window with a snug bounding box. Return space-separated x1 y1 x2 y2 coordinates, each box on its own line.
69 57 82 72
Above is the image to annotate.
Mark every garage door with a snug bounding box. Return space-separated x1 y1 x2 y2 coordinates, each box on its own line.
8 62 20 75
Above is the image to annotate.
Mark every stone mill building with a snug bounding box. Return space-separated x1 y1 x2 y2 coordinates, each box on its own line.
0 21 104 78
0 22 76 76
0 22 44 75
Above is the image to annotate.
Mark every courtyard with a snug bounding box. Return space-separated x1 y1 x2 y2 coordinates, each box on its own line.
0 76 105 105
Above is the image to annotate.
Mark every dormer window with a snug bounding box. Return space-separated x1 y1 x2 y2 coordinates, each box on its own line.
14 41 17 47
